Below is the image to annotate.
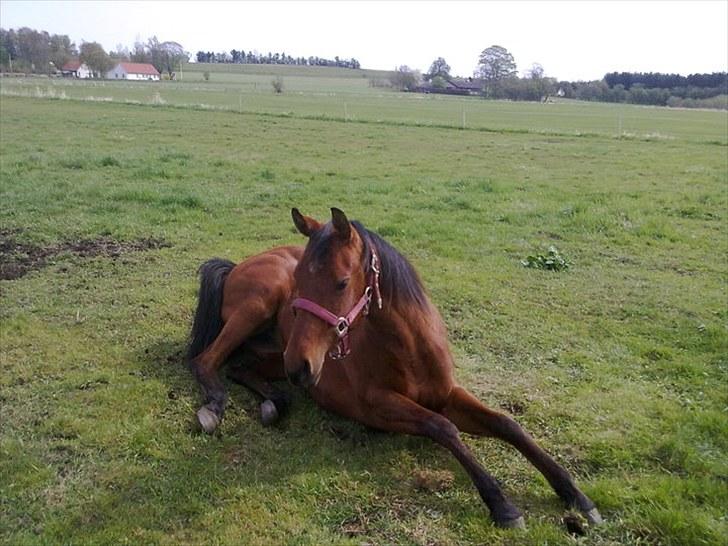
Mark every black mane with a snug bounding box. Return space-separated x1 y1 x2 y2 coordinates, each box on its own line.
304 220 427 309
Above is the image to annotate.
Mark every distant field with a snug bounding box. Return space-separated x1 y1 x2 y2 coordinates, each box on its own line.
1 77 727 546
183 61 393 80
2 65 726 143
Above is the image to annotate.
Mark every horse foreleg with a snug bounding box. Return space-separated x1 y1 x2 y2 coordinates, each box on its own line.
442 385 602 524
364 391 525 528
227 354 290 426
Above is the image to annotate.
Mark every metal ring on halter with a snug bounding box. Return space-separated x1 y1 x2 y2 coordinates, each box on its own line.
335 317 349 337
371 254 380 275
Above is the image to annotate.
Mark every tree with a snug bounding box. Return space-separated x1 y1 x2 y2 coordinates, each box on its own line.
431 75 447 89
525 63 544 80
49 34 76 71
130 40 150 63
15 27 50 72
80 41 112 77
390 65 421 91
427 57 451 80
0 28 18 70
110 43 130 62
523 63 555 100
159 41 186 77
475 45 517 97
144 36 187 77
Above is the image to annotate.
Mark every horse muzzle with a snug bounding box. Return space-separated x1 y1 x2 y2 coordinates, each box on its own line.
284 354 323 388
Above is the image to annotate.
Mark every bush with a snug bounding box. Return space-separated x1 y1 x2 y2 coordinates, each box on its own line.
271 76 283 94
202 71 210 81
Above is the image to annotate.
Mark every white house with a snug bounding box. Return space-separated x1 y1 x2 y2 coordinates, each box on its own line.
106 62 160 81
61 61 92 79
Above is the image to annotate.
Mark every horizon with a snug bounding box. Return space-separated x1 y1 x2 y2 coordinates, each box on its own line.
1 1 727 81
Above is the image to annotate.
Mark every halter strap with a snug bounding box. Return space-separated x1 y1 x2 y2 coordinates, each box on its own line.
291 251 382 360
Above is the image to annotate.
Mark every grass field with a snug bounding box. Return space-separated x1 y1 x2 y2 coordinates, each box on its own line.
1 68 727 545
2 63 726 144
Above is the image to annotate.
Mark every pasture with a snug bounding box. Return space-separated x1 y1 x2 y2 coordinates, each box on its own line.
1 69 727 545
1 63 726 143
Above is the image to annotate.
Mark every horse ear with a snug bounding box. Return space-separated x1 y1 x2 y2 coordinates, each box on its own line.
331 207 351 240
291 208 321 237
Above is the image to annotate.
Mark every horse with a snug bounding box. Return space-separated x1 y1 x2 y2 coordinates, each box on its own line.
187 207 602 529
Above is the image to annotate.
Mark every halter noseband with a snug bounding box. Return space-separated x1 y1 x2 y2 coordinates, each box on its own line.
291 251 382 360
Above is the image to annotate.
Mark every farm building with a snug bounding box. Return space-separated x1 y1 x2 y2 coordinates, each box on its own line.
106 62 160 81
60 61 92 79
416 77 483 96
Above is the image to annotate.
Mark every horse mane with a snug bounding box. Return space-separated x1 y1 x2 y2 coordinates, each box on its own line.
353 221 427 310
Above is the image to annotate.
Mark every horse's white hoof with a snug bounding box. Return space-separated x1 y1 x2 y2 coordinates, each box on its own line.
260 400 279 426
197 406 219 434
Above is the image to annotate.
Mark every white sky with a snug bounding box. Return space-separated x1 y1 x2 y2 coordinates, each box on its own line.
1 0 726 81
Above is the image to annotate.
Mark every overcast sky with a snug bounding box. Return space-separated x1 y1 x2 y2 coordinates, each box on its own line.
1 1 726 80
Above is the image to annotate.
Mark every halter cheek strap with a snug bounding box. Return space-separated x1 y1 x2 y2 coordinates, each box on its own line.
291 252 382 360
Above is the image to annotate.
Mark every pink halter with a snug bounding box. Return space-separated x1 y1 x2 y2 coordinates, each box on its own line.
291 252 382 360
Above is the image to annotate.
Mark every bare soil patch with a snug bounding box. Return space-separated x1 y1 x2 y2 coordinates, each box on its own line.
0 229 170 280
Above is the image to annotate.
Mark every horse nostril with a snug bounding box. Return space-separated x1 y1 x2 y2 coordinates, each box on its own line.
289 360 311 387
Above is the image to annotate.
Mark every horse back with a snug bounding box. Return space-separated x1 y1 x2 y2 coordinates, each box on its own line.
220 245 302 324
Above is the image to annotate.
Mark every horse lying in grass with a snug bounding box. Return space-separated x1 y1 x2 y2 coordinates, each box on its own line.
187 207 602 529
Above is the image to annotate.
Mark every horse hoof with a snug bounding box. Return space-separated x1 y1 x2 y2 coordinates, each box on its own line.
197 406 220 434
584 507 603 525
497 516 526 530
260 399 279 426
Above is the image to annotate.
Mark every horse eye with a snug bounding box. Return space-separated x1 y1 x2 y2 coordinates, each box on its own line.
336 278 349 291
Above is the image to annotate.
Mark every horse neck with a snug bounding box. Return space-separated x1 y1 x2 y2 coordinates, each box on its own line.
365 297 440 351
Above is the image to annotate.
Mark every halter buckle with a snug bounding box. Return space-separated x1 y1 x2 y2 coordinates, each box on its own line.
335 317 349 338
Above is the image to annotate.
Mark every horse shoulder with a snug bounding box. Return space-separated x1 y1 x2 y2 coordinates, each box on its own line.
353 304 455 410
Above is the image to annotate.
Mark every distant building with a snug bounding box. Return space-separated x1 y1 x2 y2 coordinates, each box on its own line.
416 77 483 96
106 62 161 81
61 61 92 79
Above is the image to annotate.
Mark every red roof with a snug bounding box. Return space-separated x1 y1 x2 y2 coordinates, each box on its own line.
117 62 160 76
62 60 82 71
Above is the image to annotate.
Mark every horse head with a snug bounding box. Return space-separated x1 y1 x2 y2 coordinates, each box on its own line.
284 207 377 387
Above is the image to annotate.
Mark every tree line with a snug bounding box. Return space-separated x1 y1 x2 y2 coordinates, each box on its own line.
604 71 726 90
195 50 360 69
0 27 186 78
393 46 726 109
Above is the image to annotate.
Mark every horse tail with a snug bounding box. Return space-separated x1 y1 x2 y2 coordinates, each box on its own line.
187 258 236 361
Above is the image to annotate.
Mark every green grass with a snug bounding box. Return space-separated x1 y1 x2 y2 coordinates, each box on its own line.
2 68 726 144
1 90 727 545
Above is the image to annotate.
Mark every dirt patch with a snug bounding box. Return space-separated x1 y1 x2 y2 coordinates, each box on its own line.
499 399 526 416
410 469 454 493
0 229 171 280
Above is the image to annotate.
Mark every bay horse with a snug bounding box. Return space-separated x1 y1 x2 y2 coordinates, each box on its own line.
187 207 602 529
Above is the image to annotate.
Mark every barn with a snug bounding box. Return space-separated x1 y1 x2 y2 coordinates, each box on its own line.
60 61 92 79
106 62 161 81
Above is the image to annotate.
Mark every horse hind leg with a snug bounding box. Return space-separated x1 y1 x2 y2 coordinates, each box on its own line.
441 386 602 525
190 305 272 433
